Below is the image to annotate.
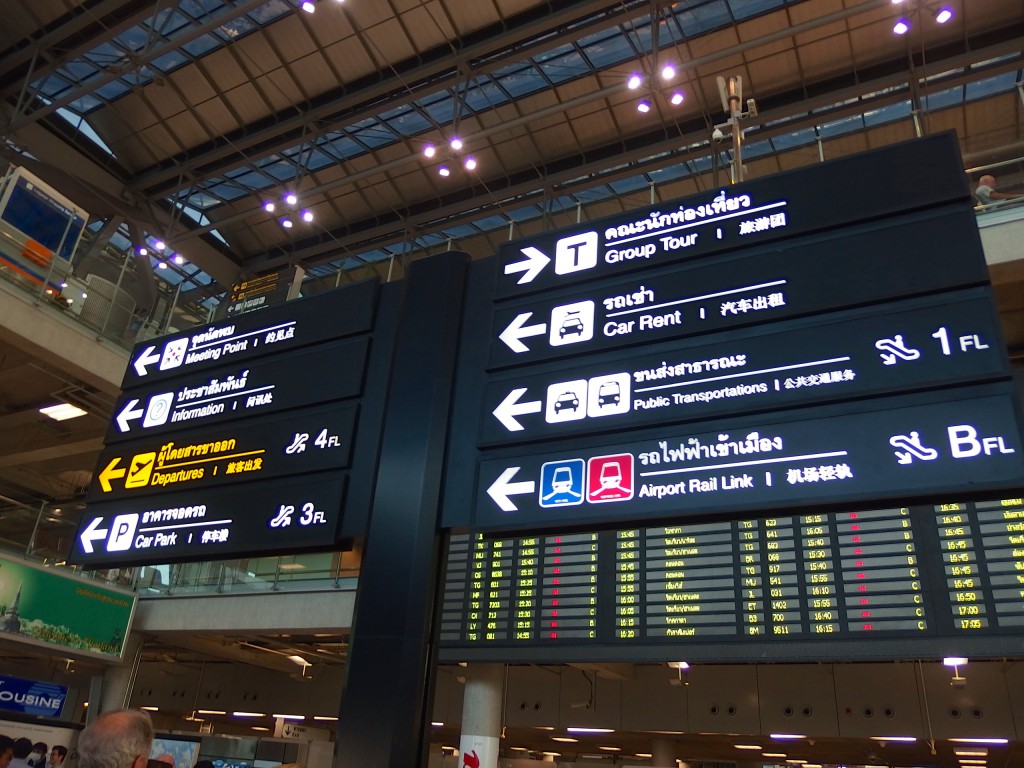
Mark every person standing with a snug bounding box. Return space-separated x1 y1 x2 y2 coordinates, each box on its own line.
77 710 154 768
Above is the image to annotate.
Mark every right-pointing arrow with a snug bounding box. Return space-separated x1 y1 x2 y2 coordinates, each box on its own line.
80 517 108 554
503 246 550 285
487 467 536 512
499 312 547 354
493 388 543 432
133 345 161 376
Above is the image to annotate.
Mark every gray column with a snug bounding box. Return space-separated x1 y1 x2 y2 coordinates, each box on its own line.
97 632 144 714
459 664 503 768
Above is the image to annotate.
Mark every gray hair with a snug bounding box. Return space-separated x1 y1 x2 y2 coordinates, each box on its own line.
78 710 154 768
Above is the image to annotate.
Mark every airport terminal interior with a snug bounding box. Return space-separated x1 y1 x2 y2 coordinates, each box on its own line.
0 0 1023 766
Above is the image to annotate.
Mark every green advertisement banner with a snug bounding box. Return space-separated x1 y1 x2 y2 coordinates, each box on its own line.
0 556 135 660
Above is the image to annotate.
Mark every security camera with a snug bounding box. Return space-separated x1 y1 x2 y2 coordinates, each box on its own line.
712 127 726 142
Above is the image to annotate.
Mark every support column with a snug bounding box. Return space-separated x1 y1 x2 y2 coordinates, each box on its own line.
458 665 503 768
98 632 144 714
652 738 676 767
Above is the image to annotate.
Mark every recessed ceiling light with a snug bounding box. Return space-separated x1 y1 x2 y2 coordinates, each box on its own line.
197 710 226 715
273 714 304 720
567 727 614 733
39 403 88 421
598 746 621 751
772 734 807 740
232 712 265 718
734 745 762 750
950 739 1008 745
551 737 578 743
871 736 917 742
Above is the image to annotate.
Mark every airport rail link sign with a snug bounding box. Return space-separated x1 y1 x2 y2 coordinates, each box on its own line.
106 337 368 443
121 277 376 388
489 207 986 368
481 290 1007 445
476 387 1024 531
494 133 968 299
89 402 357 502
73 472 346 566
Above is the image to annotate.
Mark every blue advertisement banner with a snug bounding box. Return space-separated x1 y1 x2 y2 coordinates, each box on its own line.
0 675 67 717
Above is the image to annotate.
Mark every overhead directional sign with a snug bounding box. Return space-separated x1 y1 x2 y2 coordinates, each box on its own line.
481 291 1006 443
75 472 346 566
89 402 357 501
476 387 1024 530
122 277 376 387
494 133 968 299
107 336 368 442
489 208 987 368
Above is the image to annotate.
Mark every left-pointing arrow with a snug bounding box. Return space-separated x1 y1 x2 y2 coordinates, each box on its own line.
133 345 161 376
486 466 536 512
80 518 108 554
98 458 126 493
116 398 144 433
492 388 543 432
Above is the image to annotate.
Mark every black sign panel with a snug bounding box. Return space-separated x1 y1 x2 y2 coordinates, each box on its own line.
88 402 358 502
476 387 1024 531
121 278 377 388
437 496 1024 663
495 133 968 299
106 336 368 443
72 472 346 567
489 208 987 368
482 291 1006 444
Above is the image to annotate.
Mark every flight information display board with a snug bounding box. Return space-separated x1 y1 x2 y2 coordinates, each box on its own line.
438 496 1024 662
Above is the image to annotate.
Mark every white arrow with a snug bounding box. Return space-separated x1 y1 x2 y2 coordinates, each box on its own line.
499 312 547 354
487 467 536 512
116 398 144 433
133 345 161 376
493 388 543 432
80 517 108 554
504 246 550 285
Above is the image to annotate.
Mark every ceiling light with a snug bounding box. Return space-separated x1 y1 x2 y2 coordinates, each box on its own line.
637 99 651 113
764 754 787 759
284 192 298 205
771 734 807 740
734 745 762 750
141 706 159 712
509 747 528 752
567 728 614 734
955 751 989 757
870 736 917 742
661 63 676 80
302 209 314 222
137 246 148 256
893 17 910 34
627 73 643 90
542 753 561 758
423 145 436 158
232 712 265 718
273 714 304 720
449 137 463 151
786 760 807 764
251 727 270 732
959 760 988 765
281 218 293 228
598 746 621 752
670 91 685 105
464 157 477 171
173 254 184 265
551 737 578 743
944 657 968 666
154 240 165 251
438 166 451 177
39 403 88 421
430 722 444 727
197 710 226 715
635 754 653 759
287 654 311 667
158 261 167 269
667 661 690 670
263 201 275 213
314 716 339 722
935 6 953 23
301 1 315 12
950 739 1009 745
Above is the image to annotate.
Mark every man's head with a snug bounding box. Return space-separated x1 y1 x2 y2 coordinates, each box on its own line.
78 710 154 768
13 739 32 761
48 748 66 767
979 174 997 187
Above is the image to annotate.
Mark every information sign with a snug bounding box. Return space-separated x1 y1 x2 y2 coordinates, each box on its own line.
106 337 368 443
489 208 986 368
482 291 1005 443
494 133 968 299
89 402 358 501
74 472 346 566
122 278 376 387
478 388 1024 530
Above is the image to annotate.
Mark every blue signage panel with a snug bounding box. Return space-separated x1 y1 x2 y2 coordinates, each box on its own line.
489 208 987 369
494 133 968 299
481 291 1007 444
105 337 368 444
475 387 1024 531
0 675 67 717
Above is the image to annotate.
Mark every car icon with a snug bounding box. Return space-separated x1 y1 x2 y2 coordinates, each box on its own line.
553 391 580 413
559 312 585 338
597 381 620 406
